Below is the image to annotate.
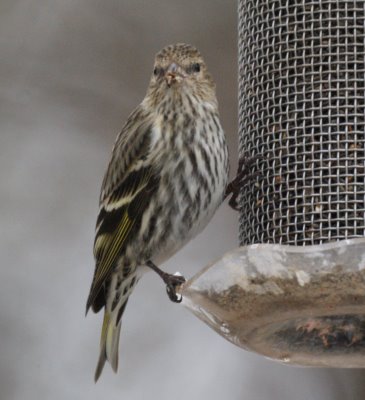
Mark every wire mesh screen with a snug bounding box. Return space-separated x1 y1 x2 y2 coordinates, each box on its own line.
238 0 365 246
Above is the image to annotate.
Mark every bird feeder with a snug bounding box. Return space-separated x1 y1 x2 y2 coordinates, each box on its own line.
179 0 365 367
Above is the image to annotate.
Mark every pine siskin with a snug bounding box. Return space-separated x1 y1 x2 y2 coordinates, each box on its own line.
86 43 230 381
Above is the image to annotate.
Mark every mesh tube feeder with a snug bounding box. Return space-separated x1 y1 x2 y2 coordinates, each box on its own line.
178 0 365 367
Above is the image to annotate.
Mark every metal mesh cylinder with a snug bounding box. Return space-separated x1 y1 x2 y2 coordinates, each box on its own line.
239 0 365 246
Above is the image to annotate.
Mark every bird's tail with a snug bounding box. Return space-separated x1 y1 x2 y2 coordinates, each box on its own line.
94 272 137 381
94 309 122 381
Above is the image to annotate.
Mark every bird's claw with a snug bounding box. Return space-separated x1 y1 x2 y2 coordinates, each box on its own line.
145 261 186 303
225 154 264 211
165 274 186 303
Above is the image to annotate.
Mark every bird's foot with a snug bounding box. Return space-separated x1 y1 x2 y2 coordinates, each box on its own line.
146 261 186 303
165 273 186 303
225 154 263 211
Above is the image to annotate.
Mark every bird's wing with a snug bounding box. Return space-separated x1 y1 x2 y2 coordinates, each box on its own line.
86 106 159 313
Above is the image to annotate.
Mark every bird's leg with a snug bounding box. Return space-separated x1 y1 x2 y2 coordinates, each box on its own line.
146 260 186 303
225 154 262 211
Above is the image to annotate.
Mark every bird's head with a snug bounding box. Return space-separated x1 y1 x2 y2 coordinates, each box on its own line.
145 43 217 107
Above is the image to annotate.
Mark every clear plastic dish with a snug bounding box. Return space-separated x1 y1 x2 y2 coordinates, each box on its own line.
178 239 365 367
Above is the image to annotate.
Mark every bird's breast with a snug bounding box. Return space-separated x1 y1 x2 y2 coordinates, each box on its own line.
148 106 229 262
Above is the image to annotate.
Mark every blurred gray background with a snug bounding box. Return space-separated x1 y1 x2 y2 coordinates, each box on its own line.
1 1 365 399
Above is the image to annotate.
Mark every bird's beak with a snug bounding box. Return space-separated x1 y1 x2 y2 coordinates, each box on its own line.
165 62 184 87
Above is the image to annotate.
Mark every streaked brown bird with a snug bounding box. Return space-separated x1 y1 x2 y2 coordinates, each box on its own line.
86 43 246 381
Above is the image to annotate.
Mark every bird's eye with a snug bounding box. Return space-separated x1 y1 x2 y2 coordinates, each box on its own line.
153 67 159 76
192 63 201 73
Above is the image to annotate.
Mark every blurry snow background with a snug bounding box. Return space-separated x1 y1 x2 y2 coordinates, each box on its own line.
1 1 365 399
